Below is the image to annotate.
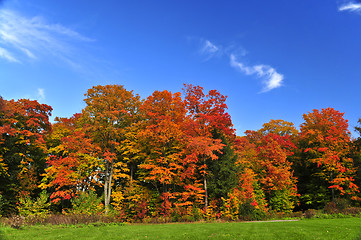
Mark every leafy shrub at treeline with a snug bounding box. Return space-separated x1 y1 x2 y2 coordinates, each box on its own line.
70 191 103 215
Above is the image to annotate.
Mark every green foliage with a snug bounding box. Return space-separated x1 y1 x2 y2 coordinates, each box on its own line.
269 189 296 213
0 194 8 216
207 130 238 203
190 205 203 221
296 167 331 209
238 199 267 221
17 191 50 217
70 191 103 215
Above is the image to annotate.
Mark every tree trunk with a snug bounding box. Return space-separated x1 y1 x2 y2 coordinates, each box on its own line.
104 161 114 214
203 155 208 210
204 174 208 211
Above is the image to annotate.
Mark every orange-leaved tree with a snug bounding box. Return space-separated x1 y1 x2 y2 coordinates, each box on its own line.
137 90 188 215
252 133 298 212
257 119 299 137
82 85 141 213
0 98 52 213
297 108 359 209
41 114 101 205
183 84 233 210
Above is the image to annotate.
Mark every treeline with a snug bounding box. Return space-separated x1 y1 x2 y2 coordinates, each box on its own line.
1 84 361 221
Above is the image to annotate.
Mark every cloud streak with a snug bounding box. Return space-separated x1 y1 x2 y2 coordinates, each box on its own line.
0 9 93 65
198 39 221 61
196 39 284 92
201 40 219 54
0 46 19 62
37 88 45 101
230 54 284 92
338 2 361 13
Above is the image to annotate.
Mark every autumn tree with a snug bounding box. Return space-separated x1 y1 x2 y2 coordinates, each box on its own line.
183 84 233 210
82 85 141 213
40 114 100 206
257 119 299 137
137 90 188 214
253 133 298 212
297 108 359 209
0 98 52 213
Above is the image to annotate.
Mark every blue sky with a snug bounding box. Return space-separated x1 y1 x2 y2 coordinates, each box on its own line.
1 0 361 136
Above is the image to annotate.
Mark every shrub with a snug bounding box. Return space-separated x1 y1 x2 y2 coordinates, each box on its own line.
304 209 317 218
71 191 103 215
18 191 50 217
237 200 267 221
324 198 351 214
2 215 25 229
112 184 153 222
8 214 119 226
205 200 219 221
289 211 303 219
269 190 296 213
190 205 203 222
342 207 361 216
324 201 338 214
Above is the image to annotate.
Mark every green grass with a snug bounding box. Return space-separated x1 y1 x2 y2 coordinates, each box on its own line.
1 218 361 240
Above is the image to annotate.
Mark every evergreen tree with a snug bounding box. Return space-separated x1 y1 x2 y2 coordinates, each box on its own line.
207 130 238 204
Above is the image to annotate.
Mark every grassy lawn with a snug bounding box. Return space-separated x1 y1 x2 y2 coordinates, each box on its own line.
1 218 361 240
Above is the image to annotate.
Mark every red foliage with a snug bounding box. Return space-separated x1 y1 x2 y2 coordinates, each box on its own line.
299 108 359 198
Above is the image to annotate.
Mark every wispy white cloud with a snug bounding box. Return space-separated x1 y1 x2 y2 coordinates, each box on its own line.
0 9 93 65
191 38 284 92
201 40 219 54
338 1 361 13
37 88 45 101
0 46 19 62
230 54 284 92
198 39 222 61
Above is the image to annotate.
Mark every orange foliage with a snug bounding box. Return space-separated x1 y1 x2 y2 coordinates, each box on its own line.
0 99 52 195
41 114 100 203
299 108 359 198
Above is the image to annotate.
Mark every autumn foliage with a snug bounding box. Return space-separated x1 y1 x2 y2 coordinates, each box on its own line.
1 85 361 221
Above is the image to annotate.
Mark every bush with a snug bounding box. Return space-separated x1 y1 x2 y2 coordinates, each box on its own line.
324 201 338 214
342 207 361 216
289 211 304 219
269 190 296 213
71 191 103 215
2 215 25 229
43 214 117 225
190 205 203 221
304 209 317 218
3 214 120 226
112 184 153 222
324 198 351 214
237 200 266 221
18 191 50 217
